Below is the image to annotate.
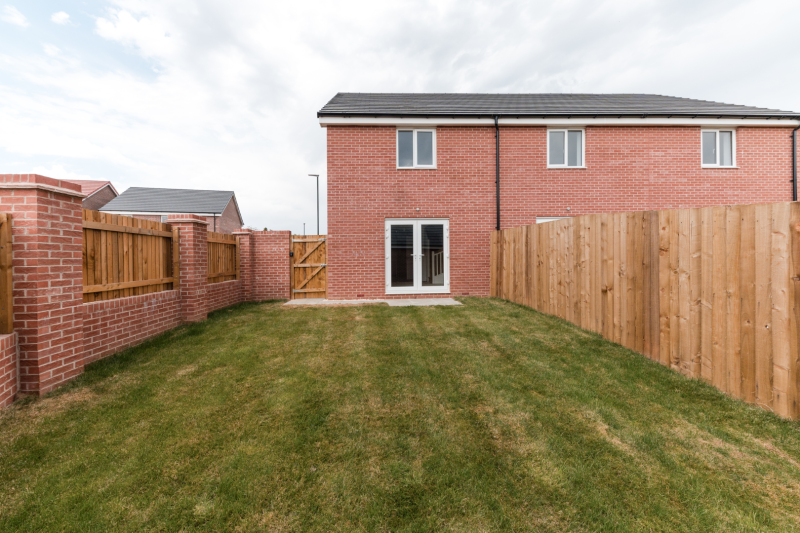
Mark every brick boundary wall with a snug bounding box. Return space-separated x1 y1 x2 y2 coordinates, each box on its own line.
0 333 17 408
82 291 182 364
0 175 291 406
207 280 244 313
250 231 292 300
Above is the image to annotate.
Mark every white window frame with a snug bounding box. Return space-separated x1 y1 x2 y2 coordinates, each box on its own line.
547 128 586 169
396 129 437 169
701 129 737 168
385 218 450 295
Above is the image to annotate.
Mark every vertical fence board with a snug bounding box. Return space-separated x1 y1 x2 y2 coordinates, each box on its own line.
678 209 692 376
771 202 791 417
700 207 714 382
755 203 773 409
711 206 728 391
642 212 652 358
726 206 743 398
689 209 702 379
740 204 757 403
658 210 671 367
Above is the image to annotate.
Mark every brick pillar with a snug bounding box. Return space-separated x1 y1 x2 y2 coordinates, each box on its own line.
0 175 85 395
233 229 253 302
168 215 208 323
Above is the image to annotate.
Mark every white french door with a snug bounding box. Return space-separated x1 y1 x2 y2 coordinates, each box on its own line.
385 219 449 295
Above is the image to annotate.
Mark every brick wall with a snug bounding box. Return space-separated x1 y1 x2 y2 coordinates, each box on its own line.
208 280 243 313
0 333 17 408
82 291 181 364
0 175 86 394
250 231 291 300
0 175 290 405
326 125 796 300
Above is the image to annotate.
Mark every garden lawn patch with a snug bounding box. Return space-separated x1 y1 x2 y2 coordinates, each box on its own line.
1 298 800 532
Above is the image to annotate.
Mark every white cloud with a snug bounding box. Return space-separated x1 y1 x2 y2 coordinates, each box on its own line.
42 44 61 57
1 5 28 27
51 11 70 25
0 0 799 233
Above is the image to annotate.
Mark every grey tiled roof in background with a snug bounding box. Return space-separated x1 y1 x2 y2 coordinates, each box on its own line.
101 187 235 214
318 93 799 118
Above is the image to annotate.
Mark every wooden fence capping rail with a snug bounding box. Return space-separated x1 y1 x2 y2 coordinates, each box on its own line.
0 213 11 334
490 200 800 420
82 210 177 303
207 231 239 284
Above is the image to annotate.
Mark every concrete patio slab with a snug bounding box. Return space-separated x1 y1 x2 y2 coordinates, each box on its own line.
283 298 461 307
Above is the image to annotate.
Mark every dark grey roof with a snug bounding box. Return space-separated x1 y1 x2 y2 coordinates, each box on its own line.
319 93 799 118
102 187 237 215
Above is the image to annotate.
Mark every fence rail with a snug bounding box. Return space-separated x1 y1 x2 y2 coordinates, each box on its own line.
82 210 178 303
491 202 800 420
207 231 239 284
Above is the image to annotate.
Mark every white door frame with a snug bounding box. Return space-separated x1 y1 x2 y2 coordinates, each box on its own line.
385 218 450 295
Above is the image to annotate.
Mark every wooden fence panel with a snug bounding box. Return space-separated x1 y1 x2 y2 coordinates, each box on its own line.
82 210 176 303
207 231 239 284
0 214 11 334
490 200 800 420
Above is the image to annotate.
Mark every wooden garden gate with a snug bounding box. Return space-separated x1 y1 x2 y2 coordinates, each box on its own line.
291 235 327 299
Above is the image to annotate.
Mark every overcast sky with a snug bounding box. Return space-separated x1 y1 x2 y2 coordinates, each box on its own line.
1 0 799 233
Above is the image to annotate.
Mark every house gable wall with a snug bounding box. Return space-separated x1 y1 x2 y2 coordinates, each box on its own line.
83 185 117 211
326 124 794 300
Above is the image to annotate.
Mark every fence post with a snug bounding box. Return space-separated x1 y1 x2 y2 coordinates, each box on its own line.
0 175 85 396
168 215 208 323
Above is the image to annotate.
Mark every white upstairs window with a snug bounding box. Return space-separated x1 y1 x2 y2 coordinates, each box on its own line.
702 130 736 167
547 129 584 168
397 129 436 169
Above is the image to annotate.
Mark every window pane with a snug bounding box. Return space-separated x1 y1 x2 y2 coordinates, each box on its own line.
390 225 414 287
719 131 733 166
702 131 717 165
417 131 433 166
549 131 565 165
398 131 413 167
421 224 444 287
568 130 582 167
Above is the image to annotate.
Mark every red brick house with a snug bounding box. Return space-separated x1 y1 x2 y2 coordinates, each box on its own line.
62 180 118 210
100 187 244 233
319 93 800 300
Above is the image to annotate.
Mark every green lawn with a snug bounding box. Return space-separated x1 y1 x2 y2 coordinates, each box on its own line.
1 298 800 532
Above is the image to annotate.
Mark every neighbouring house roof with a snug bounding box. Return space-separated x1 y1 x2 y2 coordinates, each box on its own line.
62 180 119 198
318 93 799 119
101 187 243 224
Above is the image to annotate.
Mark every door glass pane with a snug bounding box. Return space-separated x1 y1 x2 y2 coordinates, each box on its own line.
702 131 717 165
719 131 733 166
421 224 444 287
549 131 565 165
417 131 433 166
398 131 413 167
391 225 414 287
568 130 582 166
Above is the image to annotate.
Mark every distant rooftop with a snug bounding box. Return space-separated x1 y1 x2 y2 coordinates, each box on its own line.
62 179 117 197
102 187 237 215
318 93 799 118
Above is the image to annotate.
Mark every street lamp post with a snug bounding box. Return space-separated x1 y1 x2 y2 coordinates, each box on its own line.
308 174 320 235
